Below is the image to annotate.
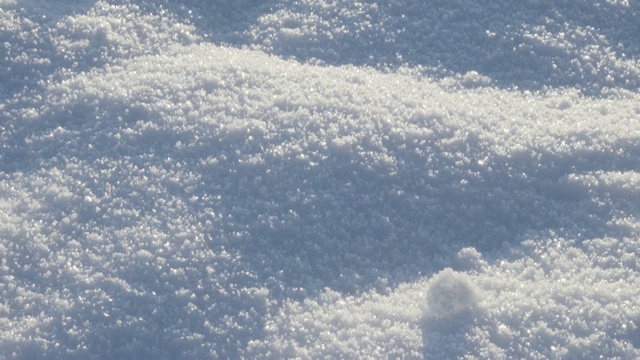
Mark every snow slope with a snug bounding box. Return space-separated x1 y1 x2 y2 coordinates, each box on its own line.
1 0 640 358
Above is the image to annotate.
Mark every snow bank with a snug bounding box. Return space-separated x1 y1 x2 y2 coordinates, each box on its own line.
1 0 640 358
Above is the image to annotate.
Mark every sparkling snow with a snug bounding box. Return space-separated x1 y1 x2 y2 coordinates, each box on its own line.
1 0 640 358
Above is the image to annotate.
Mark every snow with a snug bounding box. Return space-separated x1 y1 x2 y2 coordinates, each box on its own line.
1 0 640 358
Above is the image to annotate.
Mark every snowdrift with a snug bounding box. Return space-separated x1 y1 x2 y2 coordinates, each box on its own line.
1 0 640 358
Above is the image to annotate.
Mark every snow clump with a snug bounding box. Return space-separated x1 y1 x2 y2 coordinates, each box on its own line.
426 268 479 319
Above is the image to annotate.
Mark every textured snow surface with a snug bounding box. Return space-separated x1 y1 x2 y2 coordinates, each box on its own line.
2 0 640 358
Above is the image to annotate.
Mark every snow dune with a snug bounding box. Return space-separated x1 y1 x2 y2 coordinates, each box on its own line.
1 0 640 358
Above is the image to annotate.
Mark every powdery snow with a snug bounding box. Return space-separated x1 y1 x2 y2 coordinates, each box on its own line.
1 0 640 358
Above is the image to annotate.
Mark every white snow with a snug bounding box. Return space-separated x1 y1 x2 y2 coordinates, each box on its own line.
1 0 640 358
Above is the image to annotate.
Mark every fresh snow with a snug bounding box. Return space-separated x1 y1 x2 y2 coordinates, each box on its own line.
1 0 640 358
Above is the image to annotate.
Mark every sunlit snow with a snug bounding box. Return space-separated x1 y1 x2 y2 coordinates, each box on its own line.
1 0 640 358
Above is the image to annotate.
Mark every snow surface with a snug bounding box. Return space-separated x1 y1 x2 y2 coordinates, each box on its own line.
2 0 640 358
